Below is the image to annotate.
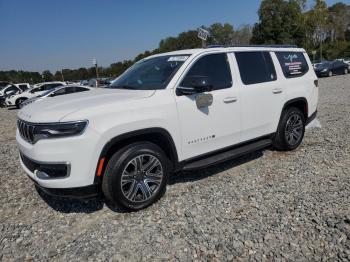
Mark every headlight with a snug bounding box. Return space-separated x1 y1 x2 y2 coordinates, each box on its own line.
17 119 88 144
34 121 88 142
322 69 327 72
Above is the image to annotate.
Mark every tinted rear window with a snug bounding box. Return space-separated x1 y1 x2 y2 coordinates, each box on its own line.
235 52 276 85
276 52 309 78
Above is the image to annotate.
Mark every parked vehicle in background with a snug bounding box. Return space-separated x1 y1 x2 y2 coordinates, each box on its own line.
88 78 112 87
0 84 23 97
0 97 6 107
16 45 318 211
336 58 350 70
14 83 31 91
0 81 11 89
6 81 66 108
79 80 89 86
0 83 29 107
20 85 93 108
314 60 349 77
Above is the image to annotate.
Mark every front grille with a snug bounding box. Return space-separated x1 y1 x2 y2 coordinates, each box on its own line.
17 119 35 143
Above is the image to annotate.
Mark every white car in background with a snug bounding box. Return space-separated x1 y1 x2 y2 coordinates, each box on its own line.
0 83 29 97
5 81 66 108
20 85 93 108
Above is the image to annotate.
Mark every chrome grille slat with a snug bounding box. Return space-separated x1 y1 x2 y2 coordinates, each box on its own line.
17 119 35 144
26 124 31 141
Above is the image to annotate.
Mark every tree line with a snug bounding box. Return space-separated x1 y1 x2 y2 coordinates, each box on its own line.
1 0 349 84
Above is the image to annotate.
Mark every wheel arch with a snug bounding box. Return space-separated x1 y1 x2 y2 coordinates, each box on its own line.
281 97 308 120
94 128 179 184
15 96 28 105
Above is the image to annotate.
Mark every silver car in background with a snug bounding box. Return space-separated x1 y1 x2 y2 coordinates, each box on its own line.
20 85 94 108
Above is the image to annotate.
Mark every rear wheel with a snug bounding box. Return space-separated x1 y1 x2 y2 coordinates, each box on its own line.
344 68 349 74
102 142 170 211
273 107 305 151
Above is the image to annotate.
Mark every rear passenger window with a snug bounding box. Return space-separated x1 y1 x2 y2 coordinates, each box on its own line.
182 53 232 90
235 52 276 85
276 52 309 78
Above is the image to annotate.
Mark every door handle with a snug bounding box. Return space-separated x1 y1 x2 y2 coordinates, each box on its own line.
223 97 238 103
272 88 283 94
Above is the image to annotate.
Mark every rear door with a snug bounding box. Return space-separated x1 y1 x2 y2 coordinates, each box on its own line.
232 51 285 142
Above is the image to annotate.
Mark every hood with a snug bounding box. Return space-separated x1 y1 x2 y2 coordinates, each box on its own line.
18 88 155 123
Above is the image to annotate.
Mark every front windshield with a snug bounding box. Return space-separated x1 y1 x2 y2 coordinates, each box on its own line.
109 55 189 90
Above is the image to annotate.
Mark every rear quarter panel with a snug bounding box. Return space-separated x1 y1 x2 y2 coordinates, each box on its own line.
279 52 318 118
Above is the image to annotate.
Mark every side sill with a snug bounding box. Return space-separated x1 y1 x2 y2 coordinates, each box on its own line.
176 135 273 171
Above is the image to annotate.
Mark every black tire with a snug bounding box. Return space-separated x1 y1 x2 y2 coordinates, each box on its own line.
102 142 170 211
16 98 27 109
344 68 349 75
272 107 305 151
328 71 333 77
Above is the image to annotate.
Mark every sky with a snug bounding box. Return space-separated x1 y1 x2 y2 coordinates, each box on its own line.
0 0 348 72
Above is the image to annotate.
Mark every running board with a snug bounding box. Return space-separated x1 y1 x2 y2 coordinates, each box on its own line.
182 138 272 171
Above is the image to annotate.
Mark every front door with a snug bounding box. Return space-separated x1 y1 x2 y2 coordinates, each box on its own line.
175 53 241 160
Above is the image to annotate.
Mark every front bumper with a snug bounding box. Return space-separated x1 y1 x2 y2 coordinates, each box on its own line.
17 125 106 190
33 178 100 198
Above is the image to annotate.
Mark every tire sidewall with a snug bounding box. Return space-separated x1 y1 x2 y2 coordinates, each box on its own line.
280 108 305 150
16 98 26 108
103 142 170 211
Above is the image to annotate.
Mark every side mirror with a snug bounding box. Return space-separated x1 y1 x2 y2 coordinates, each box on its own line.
177 76 212 95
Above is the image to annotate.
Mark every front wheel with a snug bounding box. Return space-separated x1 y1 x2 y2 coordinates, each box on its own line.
16 98 27 109
273 107 305 151
344 68 349 74
102 142 170 211
328 71 333 77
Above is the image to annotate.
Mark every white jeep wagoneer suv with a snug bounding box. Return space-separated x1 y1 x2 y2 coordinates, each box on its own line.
16 45 318 211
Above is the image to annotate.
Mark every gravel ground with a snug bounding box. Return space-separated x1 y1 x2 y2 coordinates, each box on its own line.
0 75 350 261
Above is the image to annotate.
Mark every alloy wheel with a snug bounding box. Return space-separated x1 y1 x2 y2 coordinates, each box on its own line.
284 114 303 146
121 154 163 203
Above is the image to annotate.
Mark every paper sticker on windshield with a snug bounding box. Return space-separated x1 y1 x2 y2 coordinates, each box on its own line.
168 56 189 62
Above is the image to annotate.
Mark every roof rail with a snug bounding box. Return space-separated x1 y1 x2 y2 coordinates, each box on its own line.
206 44 298 49
207 45 224 48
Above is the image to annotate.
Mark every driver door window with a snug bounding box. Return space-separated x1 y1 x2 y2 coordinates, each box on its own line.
181 53 232 91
